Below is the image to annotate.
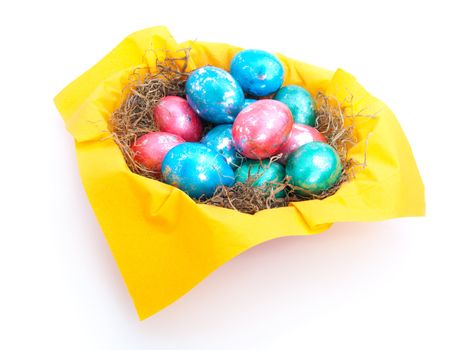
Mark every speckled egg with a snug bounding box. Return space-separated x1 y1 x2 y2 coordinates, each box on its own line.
277 124 327 164
232 100 293 159
161 142 235 199
274 85 316 125
235 160 285 197
153 96 203 142
286 142 342 195
201 124 240 168
243 98 257 109
230 49 284 97
131 131 185 172
185 66 245 124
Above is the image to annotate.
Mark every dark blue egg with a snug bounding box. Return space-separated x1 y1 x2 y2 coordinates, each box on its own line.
274 85 316 125
161 142 235 199
243 98 257 109
201 124 240 168
235 160 285 197
286 142 342 195
185 66 245 124
230 49 284 97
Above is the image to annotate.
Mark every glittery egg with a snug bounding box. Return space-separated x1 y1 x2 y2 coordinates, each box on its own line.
230 49 284 97
161 142 235 199
277 123 327 164
232 99 293 159
153 96 203 141
131 131 185 172
185 66 244 124
235 160 285 197
201 124 240 168
274 85 316 125
286 142 342 195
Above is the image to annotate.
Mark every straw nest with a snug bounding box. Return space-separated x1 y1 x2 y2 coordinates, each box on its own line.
110 49 369 214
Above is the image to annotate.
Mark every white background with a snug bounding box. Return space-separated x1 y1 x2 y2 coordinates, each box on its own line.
1 1 466 349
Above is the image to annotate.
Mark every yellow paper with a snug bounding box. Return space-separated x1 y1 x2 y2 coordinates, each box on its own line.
54 26 424 320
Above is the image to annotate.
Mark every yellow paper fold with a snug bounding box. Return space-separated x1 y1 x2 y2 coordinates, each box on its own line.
54 26 424 320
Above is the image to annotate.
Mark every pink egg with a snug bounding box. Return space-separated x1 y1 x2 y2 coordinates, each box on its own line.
154 96 203 142
278 124 327 164
131 131 185 172
232 100 293 159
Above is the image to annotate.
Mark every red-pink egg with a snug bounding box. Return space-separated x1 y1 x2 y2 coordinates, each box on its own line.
232 100 293 159
278 124 327 164
131 131 185 172
154 96 203 142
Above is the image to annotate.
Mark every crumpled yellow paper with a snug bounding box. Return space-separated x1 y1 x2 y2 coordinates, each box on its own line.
54 26 424 320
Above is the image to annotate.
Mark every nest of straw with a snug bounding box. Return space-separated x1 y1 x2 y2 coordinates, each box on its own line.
110 49 365 214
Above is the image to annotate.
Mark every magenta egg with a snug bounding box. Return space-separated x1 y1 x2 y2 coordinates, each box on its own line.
278 124 327 164
232 100 293 159
153 96 203 142
131 131 185 172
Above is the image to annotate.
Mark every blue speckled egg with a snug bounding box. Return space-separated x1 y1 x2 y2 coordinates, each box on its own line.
161 142 235 199
243 98 257 109
201 124 240 168
274 85 316 125
286 142 342 195
185 66 245 124
235 160 285 197
230 49 284 97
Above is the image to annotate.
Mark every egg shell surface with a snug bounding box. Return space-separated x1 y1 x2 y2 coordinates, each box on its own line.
185 66 244 124
286 142 342 195
235 160 286 198
161 142 235 199
230 49 284 97
201 124 240 168
232 99 293 159
153 96 203 142
131 131 185 172
274 85 316 125
278 123 327 164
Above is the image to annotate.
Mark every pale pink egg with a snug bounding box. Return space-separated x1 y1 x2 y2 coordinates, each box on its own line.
278 123 327 164
131 131 185 172
154 96 203 142
232 100 293 159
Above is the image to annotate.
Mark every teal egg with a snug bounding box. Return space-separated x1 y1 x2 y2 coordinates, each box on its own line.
201 124 240 168
274 85 316 126
235 160 285 197
286 142 342 195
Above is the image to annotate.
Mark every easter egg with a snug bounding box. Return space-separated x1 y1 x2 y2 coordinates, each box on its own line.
153 96 203 142
274 85 316 125
131 131 185 172
161 142 235 199
230 49 284 96
243 98 257 109
232 99 293 159
201 124 240 168
235 160 285 197
185 66 245 124
277 124 327 164
286 142 342 195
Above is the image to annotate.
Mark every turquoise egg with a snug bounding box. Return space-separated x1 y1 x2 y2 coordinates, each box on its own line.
235 160 285 197
186 66 245 124
286 142 342 195
201 124 240 168
161 142 235 199
230 49 284 97
274 85 316 126
243 98 257 109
